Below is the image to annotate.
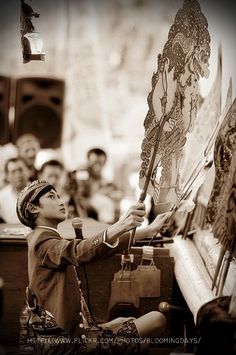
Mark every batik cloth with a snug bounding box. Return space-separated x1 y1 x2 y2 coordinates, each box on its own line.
19 298 141 355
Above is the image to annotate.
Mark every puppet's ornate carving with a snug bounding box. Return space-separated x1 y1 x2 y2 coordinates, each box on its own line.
206 99 236 257
139 0 210 212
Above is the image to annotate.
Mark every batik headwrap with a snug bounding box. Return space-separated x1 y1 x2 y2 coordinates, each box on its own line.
16 180 55 228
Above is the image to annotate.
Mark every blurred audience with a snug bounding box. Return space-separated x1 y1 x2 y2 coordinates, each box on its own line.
39 159 67 197
16 134 41 181
0 157 30 224
86 147 108 195
65 170 98 220
73 147 122 223
0 143 18 190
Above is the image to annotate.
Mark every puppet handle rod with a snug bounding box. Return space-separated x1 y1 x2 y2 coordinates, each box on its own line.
139 118 166 203
126 118 167 254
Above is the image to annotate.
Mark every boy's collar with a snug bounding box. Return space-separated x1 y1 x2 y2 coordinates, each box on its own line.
36 225 60 235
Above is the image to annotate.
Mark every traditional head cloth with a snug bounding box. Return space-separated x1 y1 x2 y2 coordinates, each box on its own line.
16 180 55 228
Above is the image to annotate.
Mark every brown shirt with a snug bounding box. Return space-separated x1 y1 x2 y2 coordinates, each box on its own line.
26 226 128 337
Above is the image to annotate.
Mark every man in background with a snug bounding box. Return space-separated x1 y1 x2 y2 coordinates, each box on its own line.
16 134 41 181
39 159 66 196
76 147 122 223
0 157 29 223
86 147 108 195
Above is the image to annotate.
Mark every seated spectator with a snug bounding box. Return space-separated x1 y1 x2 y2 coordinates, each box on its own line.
16 134 41 181
39 159 67 196
86 147 108 194
65 170 98 220
76 148 122 223
0 142 18 190
0 157 30 224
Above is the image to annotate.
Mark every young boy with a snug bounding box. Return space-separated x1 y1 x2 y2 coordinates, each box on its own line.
17 179 169 354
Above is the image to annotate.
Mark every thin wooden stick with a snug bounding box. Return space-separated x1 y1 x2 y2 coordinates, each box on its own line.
127 119 167 254
217 251 230 296
217 237 236 296
212 244 226 291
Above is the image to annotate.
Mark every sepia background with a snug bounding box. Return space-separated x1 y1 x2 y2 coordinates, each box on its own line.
0 0 235 193
0 2 235 353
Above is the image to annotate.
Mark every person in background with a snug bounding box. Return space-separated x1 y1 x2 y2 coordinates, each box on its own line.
16 133 41 181
0 142 19 190
76 147 122 223
39 159 67 196
65 170 99 220
86 147 108 194
16 179 170 354
0 157 29 223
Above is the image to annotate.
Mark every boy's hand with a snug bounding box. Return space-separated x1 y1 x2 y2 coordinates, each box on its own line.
119 203 146 232
149 211 172 234
106 203 146 243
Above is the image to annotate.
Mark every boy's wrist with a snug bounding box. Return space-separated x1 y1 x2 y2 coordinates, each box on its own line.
106 223 124 243
103 229 119 248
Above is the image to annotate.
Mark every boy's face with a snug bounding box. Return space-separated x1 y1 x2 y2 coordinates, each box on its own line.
36 189 66 223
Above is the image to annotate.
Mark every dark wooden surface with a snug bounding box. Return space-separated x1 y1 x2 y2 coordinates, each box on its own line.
0 240 28 348
78 247 174 322
0 220 174 349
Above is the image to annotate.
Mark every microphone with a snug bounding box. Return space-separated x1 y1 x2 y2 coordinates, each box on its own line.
158 301 188 313
72 217 83 239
